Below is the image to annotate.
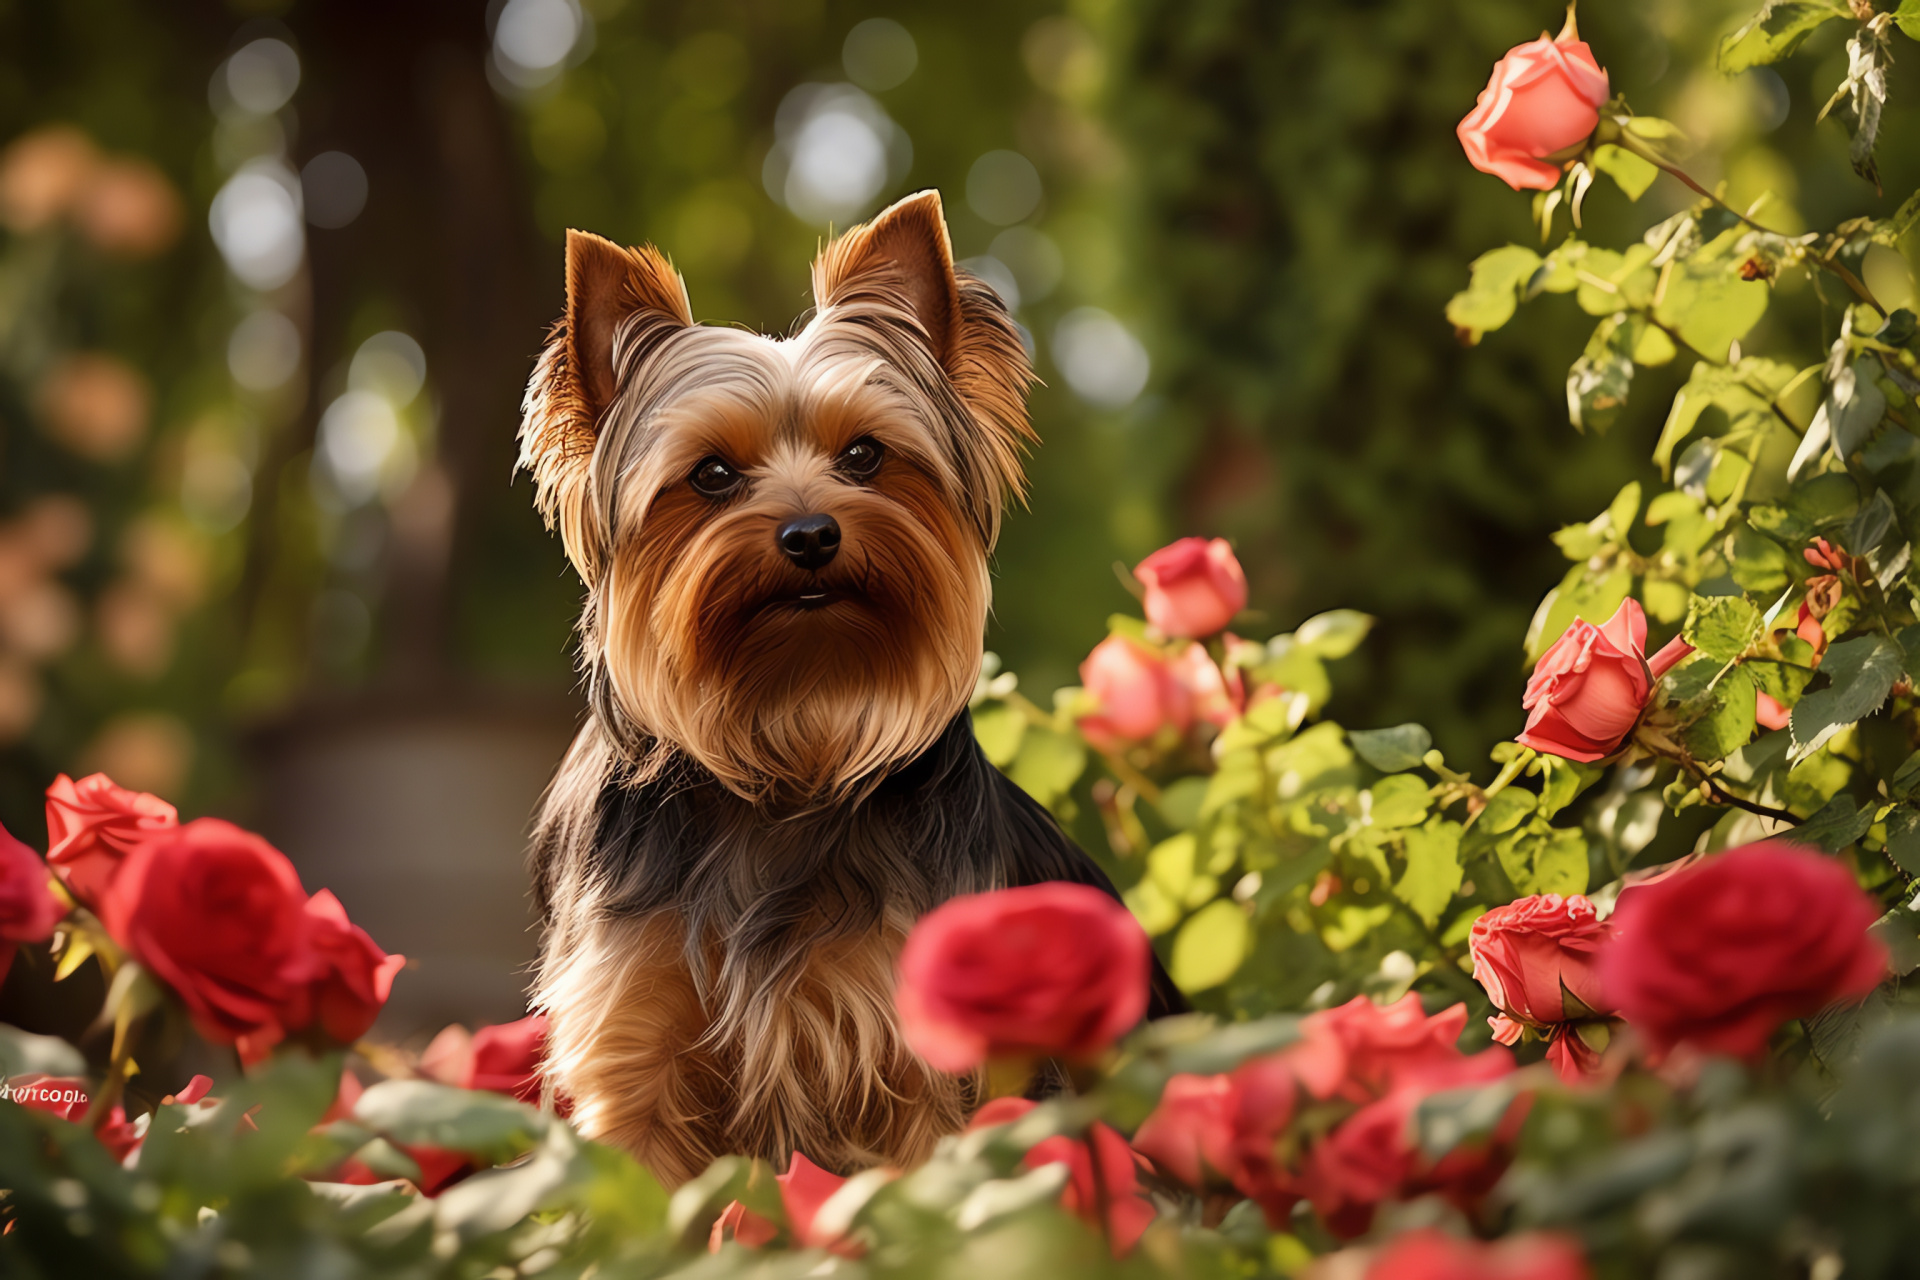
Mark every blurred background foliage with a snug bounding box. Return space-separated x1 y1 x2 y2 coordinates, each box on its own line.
0 0 1915 1005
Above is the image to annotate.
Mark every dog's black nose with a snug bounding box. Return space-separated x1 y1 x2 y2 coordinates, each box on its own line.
776 513 841 570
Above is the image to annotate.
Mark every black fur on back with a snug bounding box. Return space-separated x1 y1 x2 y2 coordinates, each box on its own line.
533 709 1187 1022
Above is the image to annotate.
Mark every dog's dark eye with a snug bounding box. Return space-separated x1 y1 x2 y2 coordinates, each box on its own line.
689 456 743 498
837 438 883 480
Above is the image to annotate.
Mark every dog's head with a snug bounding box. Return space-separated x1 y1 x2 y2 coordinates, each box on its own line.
519 191 1034 804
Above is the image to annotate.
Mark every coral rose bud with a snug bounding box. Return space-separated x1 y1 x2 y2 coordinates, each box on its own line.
1468 894 1617 1080
1134 537 1248 639
1078 635 1192 745
44 771 177 907
1601 842 1888 1060
1519 600 1680 762
896 883 1151 1072
1457 31 1611 191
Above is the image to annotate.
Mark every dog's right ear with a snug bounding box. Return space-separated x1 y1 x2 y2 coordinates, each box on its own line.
519 231 692 579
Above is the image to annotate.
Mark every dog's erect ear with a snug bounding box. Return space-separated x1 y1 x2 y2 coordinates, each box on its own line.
812 190 964 364
812 191 1037 546
519 231 691 580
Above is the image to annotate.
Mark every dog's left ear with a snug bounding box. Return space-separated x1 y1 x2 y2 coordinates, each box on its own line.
813 190 1036 545
520 230 692 580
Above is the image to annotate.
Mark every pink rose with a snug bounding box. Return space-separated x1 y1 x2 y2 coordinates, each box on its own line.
896 883 1151 1072
1468 894 1617 1081
1169 640 1250 727
1457 32 1611 191
1134 537 1248 638
1601 842 1887 1060
1519 600 1692 763
44 771 176 907
1078 635 1192 747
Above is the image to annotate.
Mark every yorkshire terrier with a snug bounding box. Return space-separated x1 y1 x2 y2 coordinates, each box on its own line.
517 190 1182 1185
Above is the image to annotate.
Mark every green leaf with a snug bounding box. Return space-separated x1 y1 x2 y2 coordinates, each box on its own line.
1368 773 1431 829
1718 0 1848 71
970 703 1026 767
1592 143 1657 200
1394 819 1464 927
1790 633 1907 761
1572 246 1658 316
1479 787 1537 835
1350 723 1433 773
1535 755 1606 820
1496 823 1590 896
1682 665 1759 762
1885 806 1920 875
1871 892 1920 977
0 1025 86 1081
1891 748 1920 799
353 1081 547 1166
1525 562 1633 665
1446 245 1544 341
1621 116 1692 165
1683 594 1764 664
1794 793 1874 851
1293 609 1375 659
1654 246 1771 361
1009 726 1087 808
1746 659 1815 708
1169 899 1252 993
1873 187 1920 243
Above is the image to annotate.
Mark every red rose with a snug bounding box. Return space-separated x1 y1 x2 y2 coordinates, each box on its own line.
1078 635 1192 747
44 771 176 907
97 818 318 1050
469 1013 549 1103
1301 994 1470 1101
1456 30 1610 191
896 883 1150 1072
1344 1228 1591 1280
1600 841 1887 1060
1303 1048 1520 1238
1133 1072 1239 1189
970 1097 1156 1254
1134 537 1247 639
299 889 404 1046
1519 600 1692 762
1468 894 1617 1081
1169 640 1250 727
0 822 63 982
709 1151 873 1254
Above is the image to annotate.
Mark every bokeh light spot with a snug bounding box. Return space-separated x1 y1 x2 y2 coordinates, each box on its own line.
843 19 918 92
967 150 1042 226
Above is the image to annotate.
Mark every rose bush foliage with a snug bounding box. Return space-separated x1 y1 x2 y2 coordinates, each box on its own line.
13 4 1920 1277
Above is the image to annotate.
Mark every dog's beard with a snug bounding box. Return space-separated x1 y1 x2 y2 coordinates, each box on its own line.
599 468 987 805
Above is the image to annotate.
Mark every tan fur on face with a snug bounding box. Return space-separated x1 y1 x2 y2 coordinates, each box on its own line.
538 908 973 1185
517 191 1034 802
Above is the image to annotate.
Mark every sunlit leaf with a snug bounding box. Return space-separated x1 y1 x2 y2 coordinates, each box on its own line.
1394 819 1463 927
1718 0 1849 70
1169 898 1252 992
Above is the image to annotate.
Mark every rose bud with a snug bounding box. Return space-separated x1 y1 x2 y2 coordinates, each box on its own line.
44 771 177 908
896 883 1151 1072
1134 537 1248 639
1519 600 1692 762
1078 635 1192 747
1456 25 1611 191
1755 690 1792 732
1468 894 1617 1081
1169 640 1248 727
970 1096 1156 1255
1600 842 1887 1060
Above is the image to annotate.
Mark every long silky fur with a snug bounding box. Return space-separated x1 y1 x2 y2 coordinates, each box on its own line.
518 193 1182 1184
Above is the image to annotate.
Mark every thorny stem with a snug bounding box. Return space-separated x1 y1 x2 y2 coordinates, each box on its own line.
1619 133 1890 316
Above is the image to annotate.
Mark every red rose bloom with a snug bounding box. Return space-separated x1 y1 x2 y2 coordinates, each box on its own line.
468 1013 550 1104
299 889 405 1046
896 883 1150 1072
971 1096 1156 1255
1600 841 1887 1059
1078 635 1192 748
1134 537 1248 639
44 772 176 907
709 1151 864 1254
1302 994 1470 1101
0 822 63 982
1519 600 1692 762
97 818 318 1050
1352 1228 1591 1280
6 1075 90 1121
1133 1072 1240 1189
1457 31 1610 191
1469 894 1617 1081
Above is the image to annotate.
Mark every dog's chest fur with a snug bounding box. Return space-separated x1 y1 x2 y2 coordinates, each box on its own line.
531 712 1143 1183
